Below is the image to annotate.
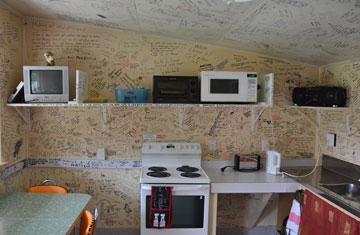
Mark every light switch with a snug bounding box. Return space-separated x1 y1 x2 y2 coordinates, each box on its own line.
326 133 336 147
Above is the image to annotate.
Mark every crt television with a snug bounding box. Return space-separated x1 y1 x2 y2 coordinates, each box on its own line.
23 66 69 103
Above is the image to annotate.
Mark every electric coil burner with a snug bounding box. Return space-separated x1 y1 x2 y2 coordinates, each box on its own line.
146 171 171 178
176 165 199 172
180 172 201 178
148 166 167 172
140 142 210 235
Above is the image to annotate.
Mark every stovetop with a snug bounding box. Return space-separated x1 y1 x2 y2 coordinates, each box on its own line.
140 165 210 184
140 142 210 184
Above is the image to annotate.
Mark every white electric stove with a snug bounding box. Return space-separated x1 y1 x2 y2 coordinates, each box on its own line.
140 142 210 235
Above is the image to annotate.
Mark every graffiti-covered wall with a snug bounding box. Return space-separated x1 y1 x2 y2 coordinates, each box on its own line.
24 17 319 160
19 17 320 229
0 6 27 164
319 61 360 166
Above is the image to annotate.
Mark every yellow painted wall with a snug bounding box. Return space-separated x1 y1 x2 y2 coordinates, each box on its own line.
319 61 360 165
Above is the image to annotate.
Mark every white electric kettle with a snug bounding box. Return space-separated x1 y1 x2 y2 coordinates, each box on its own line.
266 151 281 175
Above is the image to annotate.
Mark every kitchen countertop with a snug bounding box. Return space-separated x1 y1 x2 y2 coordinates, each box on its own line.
204 157 360 218
204 168 300 193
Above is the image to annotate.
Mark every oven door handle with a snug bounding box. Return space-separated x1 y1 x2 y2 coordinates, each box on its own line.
142 185 209 191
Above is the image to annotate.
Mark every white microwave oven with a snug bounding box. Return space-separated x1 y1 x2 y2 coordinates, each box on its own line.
200 71 257 103
23 66 69 103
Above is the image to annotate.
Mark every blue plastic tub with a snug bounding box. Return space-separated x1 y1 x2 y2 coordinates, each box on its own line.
114 87 148 103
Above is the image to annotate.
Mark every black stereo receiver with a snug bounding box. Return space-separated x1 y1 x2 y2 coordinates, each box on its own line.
292 86 347 107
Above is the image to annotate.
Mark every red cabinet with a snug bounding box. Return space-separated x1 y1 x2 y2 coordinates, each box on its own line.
300 190 359 235
337 211 360 235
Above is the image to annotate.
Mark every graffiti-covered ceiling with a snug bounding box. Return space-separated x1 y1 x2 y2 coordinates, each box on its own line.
3 0 360 65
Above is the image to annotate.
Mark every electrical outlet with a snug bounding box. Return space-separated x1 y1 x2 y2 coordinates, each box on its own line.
326 133 336 147
208 139 217 151
97 147 106 160
261 139 270 151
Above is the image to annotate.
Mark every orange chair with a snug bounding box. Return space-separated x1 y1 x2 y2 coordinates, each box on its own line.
28 179 98 234
80 209 98 235
27 179 68 193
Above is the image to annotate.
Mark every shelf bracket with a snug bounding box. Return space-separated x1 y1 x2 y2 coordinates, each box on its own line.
251 107 266 130
247 193 273 228
13 107 31 126
100 105 108 132
179 106 186 130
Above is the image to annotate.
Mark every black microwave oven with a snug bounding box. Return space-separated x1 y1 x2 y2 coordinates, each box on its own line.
153 76 200 103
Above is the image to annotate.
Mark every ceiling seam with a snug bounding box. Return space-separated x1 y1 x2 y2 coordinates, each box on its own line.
132 0 144 37
0 1 24 17
215 0 267 45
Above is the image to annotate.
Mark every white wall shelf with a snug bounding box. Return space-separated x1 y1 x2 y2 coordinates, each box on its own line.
7 102 272 108
11 106 31 126
290 105 348 111
7 73 274 108
8 73 274 128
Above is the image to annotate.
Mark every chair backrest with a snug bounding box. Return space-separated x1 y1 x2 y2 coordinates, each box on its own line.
27 185 68 193
80 210 95 235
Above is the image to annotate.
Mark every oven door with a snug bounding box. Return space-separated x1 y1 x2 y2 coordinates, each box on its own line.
141 184 209 235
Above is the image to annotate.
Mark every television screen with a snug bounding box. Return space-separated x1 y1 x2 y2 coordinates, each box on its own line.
30 70 63 94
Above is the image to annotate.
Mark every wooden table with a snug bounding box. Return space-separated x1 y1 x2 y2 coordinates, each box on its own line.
0 192 91 235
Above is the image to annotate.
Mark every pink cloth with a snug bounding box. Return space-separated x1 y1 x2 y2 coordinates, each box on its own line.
286 199 301 234
289 212 301 225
